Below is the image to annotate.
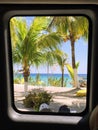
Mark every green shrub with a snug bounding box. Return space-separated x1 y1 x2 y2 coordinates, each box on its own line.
48 77 68 87
23 91 52 111
23 92 35 108
14 77 24 84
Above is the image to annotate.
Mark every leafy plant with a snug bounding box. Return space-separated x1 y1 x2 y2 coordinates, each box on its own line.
48 77 68 87
76 89 87 97
23 91 52 111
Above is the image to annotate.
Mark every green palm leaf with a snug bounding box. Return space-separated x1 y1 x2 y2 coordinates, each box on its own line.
66 64 74 80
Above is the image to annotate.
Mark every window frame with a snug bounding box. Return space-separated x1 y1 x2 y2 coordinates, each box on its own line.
2 5 94 124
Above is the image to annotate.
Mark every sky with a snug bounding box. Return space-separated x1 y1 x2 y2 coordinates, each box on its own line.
29 38 88 74
13 16 88 74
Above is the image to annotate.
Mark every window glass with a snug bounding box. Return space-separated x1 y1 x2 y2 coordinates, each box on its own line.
10 16 89 113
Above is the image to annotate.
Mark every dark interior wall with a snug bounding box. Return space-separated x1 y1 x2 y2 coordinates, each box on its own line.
0 3 97 130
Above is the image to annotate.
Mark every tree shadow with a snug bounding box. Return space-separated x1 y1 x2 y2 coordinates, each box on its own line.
30 87 82 98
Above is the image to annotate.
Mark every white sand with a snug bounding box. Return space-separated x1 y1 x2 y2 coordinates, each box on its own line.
14 84 86 112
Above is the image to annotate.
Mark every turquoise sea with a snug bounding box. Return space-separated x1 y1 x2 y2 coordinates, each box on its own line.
14 73 87 88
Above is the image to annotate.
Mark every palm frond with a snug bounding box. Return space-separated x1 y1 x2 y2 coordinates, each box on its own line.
66 64 74 80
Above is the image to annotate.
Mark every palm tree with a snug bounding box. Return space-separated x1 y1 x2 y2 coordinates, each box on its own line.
54 50 68 87
48 16 88 88
10 17 62 95
43 51 56 86
66 62 80 87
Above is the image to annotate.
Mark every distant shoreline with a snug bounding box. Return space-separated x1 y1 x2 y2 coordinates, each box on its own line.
14 73 87 88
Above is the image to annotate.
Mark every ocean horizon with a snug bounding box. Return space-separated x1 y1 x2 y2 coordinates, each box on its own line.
14 73 87 87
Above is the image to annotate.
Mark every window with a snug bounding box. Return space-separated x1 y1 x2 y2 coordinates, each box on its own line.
9 15 89 114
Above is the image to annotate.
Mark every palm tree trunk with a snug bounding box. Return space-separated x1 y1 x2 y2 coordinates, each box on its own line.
71 38 75 68
70 38 79 88
24 81 28 96
61 67 64 87
74 68 80 88
47 64 49 87
23 68 30 96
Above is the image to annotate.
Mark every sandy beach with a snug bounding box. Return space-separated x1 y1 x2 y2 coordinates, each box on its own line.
14 84 86 113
